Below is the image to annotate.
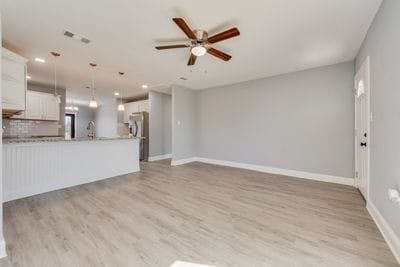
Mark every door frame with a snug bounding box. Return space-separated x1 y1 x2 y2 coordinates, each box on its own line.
65 113 77 139
354 56 371 202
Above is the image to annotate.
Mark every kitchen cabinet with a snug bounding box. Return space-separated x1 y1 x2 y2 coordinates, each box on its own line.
138 100 149 112
2 48 28 115
123 100 149 123
14 91 60 121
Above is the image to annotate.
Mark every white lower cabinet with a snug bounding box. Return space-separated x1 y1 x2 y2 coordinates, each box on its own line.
14 91 60 121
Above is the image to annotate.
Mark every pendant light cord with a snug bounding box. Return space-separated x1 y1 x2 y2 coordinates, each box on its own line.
90 63 96 99
54 59 57 95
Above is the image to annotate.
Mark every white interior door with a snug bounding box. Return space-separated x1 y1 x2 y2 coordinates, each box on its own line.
355 57 370 200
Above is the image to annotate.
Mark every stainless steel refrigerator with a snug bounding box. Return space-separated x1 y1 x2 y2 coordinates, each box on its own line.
129 112 149 161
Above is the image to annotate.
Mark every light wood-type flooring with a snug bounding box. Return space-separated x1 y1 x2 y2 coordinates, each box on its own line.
0 160 398 266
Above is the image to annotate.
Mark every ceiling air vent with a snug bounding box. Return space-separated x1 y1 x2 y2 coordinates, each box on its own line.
63 30 91 44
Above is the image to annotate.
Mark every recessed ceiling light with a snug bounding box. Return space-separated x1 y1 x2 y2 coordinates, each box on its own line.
34 57 45 63
26 75 31 79
114 92 120 96
142 84 148 89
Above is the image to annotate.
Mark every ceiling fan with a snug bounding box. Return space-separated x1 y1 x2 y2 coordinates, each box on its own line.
155 18 240 66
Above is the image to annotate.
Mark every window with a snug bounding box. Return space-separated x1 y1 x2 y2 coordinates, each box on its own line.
357 80 365 98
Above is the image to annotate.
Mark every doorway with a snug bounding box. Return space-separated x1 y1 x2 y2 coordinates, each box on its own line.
354 57 370 201
65 113 76 139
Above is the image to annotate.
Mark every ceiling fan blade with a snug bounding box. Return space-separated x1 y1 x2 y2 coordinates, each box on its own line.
207 48 232 61
172 18 196 39
207 28 240 44
187 54 197 65
155 44 189 50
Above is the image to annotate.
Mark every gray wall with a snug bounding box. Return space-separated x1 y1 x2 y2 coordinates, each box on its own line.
356 0 400 237
197 62 355 178
95 101 118 138
172 86 197 161
149 91 172 157
73 105 94 138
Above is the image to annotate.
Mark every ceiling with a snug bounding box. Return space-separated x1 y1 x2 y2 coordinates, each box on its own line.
1 0 382 104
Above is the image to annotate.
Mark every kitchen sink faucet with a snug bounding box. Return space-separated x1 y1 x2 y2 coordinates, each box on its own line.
87 121 96 139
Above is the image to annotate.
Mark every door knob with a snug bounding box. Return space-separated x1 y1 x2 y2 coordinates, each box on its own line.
360 142 367 147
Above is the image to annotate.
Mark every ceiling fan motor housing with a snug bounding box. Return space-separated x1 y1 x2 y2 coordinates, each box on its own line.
193 29 208 43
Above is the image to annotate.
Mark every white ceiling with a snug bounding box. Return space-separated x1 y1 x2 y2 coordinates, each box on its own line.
1 0 381 104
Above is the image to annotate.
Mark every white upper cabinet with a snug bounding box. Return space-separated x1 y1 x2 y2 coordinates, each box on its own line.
44 93 60 120
123 100 149 123
2 48 28 112
25 91 43 120
15 91 60 121
138 100 149 112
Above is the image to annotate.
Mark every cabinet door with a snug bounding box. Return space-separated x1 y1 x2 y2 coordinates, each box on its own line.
25 92 43 120
123 102 140 123
44 94 60 120
2 58 26 110
138 100 149 112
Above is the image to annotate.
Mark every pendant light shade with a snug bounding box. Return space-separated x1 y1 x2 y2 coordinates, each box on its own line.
118 103 125 111
89 98 98 108
51 52 62 104
89 63 98 108
117 71 125 111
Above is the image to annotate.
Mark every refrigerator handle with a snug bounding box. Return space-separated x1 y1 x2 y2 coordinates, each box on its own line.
133 121 138 137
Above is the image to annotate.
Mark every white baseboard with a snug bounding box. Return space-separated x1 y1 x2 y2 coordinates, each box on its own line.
0 239 6 258
367 201 400 264
194 157 354 186
171 157 197 166
148 154 172 162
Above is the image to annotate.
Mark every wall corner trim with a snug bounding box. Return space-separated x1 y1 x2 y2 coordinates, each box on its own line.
367 201 400 264
196 157 354 186
171 157 197 166
170 156 354 186
0 239 7 259
148 154 172 162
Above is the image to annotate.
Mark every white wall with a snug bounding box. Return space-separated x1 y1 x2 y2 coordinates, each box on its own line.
149 91 171 157
172 86 197 161
95 101 118 138
0 11 7 258
197 62 355 179
356 0 400 243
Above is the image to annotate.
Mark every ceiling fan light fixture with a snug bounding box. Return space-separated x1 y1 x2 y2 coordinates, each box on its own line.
191 45 207 57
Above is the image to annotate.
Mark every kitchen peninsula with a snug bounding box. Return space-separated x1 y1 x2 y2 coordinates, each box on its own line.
2 137 140 201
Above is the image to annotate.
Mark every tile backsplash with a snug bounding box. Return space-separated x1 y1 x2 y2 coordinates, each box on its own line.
2 119 61 138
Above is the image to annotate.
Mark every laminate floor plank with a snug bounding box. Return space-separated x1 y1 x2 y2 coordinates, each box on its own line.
0 161 397 267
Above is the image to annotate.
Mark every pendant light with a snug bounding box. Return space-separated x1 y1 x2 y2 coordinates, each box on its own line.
51 52 62 104
88 63 98 108
117 72 125 111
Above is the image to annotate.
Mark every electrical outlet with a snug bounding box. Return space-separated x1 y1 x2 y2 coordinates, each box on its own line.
388 188 400 206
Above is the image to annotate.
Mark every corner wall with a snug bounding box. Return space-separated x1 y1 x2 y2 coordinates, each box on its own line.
149 91 172 158
0 11 7 258
95 101 118 138
356 0 400 260
171 86 197 163
74 105 95 138
197 62 355 179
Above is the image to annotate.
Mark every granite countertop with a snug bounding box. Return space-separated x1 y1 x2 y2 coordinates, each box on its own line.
2 136 141 144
